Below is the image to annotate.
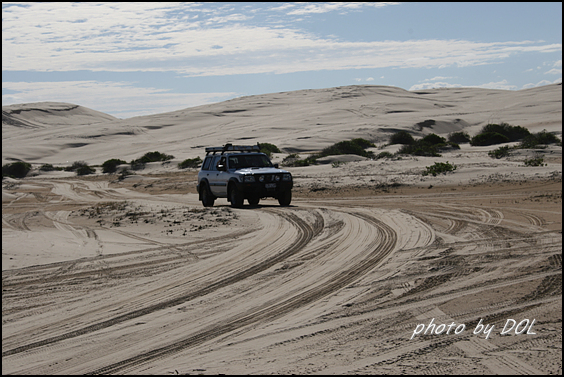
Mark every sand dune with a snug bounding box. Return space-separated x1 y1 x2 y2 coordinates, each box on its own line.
2 84 562 375
2 84 561 165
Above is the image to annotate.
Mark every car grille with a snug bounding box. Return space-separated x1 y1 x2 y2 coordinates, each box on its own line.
258 174 277 182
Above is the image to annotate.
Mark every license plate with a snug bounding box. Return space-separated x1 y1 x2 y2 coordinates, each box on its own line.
265 183 276 189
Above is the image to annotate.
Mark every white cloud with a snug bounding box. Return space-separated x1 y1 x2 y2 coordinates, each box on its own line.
409 82 462 90
2 2 561 77
366 77 374 81
423 76 455 82
522 78 562 89
472 80 517 90
2 81 238 118
545 68 562 75
285 2 398 16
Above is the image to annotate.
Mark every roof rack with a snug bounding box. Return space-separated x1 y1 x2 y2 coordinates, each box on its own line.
205 143 261 155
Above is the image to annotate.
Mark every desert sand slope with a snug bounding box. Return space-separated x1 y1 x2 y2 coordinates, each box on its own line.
2 84 562 375
2 84 561 166
2 102 117 129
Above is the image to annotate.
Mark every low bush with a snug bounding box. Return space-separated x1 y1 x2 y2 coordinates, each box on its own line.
488 145 512 159
398 133 458 157
421 133 446 145
519 129 561 149
102 158 127 173
178 157 202 169
422 161 457 176
470 132 510 146
471 123 531 147
2 161 31 179
258 143 281 158
76 165 96 176
39 163 62 172
130 151 174 170
282 138 376 166
389 131 415 145
64 161 89 172
524 155 546 167
133 151 174 165
319 138 375 158
375 151 394 159
282 154 317 167
448 131 471 143
480 123 531 142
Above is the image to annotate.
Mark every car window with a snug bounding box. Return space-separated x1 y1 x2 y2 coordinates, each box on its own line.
228 154 273 169
202 156 212 171
209 155 220 171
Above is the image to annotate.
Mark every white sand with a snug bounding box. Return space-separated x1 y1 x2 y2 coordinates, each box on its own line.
2 84 562 375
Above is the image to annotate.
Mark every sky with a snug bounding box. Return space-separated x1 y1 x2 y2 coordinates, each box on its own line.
2 2 562 119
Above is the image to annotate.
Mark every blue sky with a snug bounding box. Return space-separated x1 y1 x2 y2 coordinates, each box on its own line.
2 2 562 119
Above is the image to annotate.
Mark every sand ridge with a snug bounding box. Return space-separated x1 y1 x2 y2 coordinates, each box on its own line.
2 84 562 374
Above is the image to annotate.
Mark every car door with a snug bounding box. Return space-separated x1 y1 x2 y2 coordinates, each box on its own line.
206 155 221 196
213 156 228 197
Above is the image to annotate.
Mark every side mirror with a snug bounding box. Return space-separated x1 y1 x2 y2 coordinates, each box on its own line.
274 163 279 168
217 164 226 171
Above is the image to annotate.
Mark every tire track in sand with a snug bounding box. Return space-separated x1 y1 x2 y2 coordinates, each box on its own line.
2 209 318 358
85 208 397 375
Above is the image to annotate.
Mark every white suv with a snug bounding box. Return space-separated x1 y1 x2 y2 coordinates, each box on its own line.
197 144 293 208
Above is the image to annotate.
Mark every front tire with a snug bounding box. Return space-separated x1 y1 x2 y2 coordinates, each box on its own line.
278 190 292 206
229 185 244 208
248 197 260 207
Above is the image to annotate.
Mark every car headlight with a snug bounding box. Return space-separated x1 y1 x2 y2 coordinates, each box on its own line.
243 175 255 183
274 175 281 182
282 174 292 181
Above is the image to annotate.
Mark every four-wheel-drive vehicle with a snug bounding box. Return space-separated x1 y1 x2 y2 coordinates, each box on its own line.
197 143 293 208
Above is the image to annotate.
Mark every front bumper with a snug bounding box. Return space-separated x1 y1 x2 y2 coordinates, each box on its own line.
237 180 293 199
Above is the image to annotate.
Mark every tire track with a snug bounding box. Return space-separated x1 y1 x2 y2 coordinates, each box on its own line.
2 209 316 358
86 209 397 374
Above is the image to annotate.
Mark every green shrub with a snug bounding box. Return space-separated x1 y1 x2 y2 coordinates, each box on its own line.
421 133 446 145
102 158 127 173
396 133 458 157
39 163 61 172
2 161 32 178
320 138 375 158
478 123 531 142
448 131 471 143
399 142 441 157
76 165 96 176
519 129 561 149
524 155 545 167
422 161 457 176
389 131 415 145
133 151 174 164
470 132 510 146
64 161 89 172
375 151 394 159
130 151 174 170
488 145 512 159
281 154 315 167
258 143 281 158
178 157 202 169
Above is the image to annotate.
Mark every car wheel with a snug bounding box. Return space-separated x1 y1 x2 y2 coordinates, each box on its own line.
201 183 215 207
278 190 291 206
229 185 244 208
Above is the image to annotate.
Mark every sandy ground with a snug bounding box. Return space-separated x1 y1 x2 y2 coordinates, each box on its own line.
2 84 562 374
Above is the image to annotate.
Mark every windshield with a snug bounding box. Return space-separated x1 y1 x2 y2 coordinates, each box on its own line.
228 154 273 169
